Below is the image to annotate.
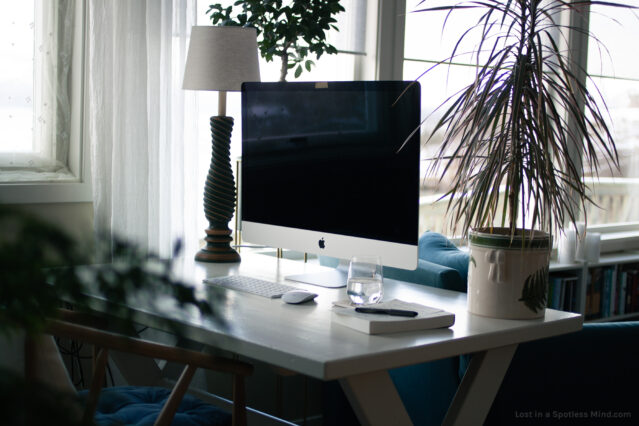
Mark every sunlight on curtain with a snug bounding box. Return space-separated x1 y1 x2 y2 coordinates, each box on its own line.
88 0 200 258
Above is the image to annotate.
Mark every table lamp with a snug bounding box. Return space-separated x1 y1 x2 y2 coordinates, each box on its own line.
183 26 260 262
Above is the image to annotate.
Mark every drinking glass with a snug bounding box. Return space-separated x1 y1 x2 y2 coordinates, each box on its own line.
347 256 383 305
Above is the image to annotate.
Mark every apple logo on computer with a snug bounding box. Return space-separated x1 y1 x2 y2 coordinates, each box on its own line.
318 238 325 249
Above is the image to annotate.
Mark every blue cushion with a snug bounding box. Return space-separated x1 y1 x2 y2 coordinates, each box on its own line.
319 255 464 291
385 259 464 291
418 232 469 291
79 386 230 426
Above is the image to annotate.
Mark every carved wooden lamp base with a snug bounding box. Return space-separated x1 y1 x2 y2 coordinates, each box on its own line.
195 227 240 263
195 114 241 263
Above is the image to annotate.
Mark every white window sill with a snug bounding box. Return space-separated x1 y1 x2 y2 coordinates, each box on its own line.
0 181 92 204
600 231 639 253
0 171 78 183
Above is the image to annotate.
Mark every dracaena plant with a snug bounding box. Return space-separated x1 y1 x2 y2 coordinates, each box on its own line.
415 0 634 240
207 0 345 81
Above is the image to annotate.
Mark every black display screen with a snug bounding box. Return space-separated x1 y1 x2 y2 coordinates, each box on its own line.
241 81 420 246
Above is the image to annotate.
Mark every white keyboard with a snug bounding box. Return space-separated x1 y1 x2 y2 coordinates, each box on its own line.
204 275 297 299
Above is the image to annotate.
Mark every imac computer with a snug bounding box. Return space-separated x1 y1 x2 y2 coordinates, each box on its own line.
240 81 420 287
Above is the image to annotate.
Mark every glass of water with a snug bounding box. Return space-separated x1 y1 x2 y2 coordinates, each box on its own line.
347 256 383 305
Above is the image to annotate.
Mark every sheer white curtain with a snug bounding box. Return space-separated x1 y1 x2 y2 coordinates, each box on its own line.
34 0 74 170
88 0 200 258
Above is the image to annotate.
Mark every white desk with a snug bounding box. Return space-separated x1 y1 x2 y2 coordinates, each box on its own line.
121 253 583 426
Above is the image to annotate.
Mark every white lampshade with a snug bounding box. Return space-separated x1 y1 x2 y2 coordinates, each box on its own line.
182 26 260 91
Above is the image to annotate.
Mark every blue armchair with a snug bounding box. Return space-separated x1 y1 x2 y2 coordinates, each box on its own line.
323 232 639 425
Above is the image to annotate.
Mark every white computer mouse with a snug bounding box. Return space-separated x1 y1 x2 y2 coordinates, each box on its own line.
281 290 318 304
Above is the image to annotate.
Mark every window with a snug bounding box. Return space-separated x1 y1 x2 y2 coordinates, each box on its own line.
193 0 373 240
580 0 639 229
194 0 373 158
395 1 639 239
0 0 89 203
403 1 490 235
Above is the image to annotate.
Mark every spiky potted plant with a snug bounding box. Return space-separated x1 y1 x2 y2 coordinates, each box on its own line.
415 0 633 318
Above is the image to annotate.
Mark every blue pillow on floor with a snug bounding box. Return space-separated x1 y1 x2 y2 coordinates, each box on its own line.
79 386 230 426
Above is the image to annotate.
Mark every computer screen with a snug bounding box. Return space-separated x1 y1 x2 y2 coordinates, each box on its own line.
241 81 420 286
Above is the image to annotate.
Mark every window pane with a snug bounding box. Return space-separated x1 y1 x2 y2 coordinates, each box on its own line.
583 2 639 226
0 1 80 183
326 0 366 54
583 76 639 225
0 2 34 153
587 1 638 79
404 3 515 235
405 0 484 64
404 59 482 235
407 2 639 233
197 0 362 82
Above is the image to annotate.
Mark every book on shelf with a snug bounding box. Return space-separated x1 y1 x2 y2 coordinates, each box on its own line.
548 273 578 312
563 276 579 312
628 269 639 313
618 265 639 316
586 267 604 320
549 275 562 309
618 271 627 316
586 263 639 320
602 267 613 318
609 267 618 316
331 299 455 335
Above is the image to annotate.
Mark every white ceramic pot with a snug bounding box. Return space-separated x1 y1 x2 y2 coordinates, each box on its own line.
467 228 551 319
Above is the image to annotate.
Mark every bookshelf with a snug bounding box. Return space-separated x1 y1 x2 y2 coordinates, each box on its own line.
549 251 639 322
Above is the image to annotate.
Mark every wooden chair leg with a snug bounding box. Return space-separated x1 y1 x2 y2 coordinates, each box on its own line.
155 364 197 426
83 347 110 425
232 374 247 426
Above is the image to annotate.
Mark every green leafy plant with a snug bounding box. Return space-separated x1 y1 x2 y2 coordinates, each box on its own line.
207 0 345 81
0 205 222 338
0 205 224 424
415 0 635 240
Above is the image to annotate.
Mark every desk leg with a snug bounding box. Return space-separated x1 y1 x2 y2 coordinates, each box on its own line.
339 370 412 426
443 344 517 426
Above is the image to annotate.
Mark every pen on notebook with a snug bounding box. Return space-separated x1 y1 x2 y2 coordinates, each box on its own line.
354 307 418 317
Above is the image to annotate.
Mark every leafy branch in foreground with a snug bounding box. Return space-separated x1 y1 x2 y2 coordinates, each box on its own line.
0 205 223 339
